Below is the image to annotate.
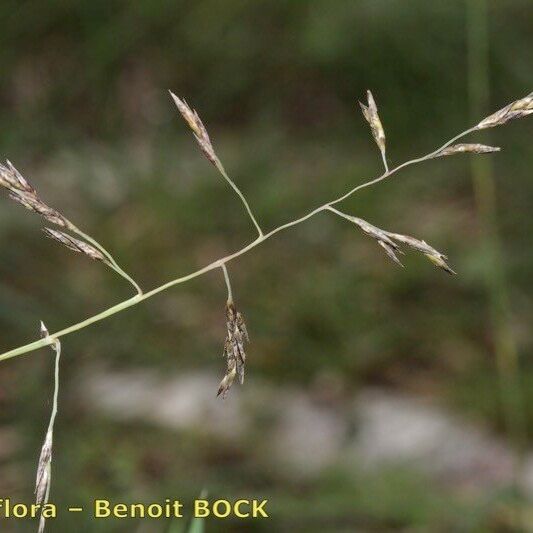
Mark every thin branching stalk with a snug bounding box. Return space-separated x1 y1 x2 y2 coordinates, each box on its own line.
0 126 487 360
214 160 264 238
71 227 142 295
35 323 61 533
0 91 530 364
0 160 142 295
169 92 264 238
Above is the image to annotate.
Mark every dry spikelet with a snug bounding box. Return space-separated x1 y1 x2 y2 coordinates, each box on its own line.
9 190 73 228
339 210 455 274
169 91 218 165
35 429 52 506
476 92 533 129
0 160 36 193
348 216 404 267
359 90 386 163
0 161 75 229
385 232 456 275
437 143 500 157
217 302 249 398
43 228 107 263
377 240 404 267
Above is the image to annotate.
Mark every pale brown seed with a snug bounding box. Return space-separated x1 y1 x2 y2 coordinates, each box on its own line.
43 228 107 263
359 90 386 160
169 92 218 165
477 92 533 129
437 143 500 157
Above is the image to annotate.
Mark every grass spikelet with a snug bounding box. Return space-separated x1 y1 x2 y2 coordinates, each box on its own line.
169 91 217 165
0 161 75 229
359 90 387 170
385 232 455 274
476 91 533 129
43 228 108 263
437 143 500 156
0 160 36 193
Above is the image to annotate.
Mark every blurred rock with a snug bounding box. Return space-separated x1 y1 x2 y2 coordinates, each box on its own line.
349 389 515 491
79 368 532 498
271 389 348 476
81 368 246 441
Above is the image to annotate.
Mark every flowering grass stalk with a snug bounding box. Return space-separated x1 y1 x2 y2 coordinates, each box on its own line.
0 89 530 399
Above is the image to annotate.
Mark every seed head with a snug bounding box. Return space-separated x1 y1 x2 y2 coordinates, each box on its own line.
386 232 456 274
217 302 249 398
477 92 533 129
0 160 36 193
43 228 107 263
169 91 217 165
335 208 455 274
0 162 76 229
9 190 73 228
359 90 386 162
346 215 404 267
438 143 500 157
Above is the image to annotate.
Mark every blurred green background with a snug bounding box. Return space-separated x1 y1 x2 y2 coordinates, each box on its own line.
0 1 532 531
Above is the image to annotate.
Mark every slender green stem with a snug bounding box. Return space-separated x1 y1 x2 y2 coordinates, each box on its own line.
71 227 143 295
215 159 264 238
0 121 484 363
47 340 61 435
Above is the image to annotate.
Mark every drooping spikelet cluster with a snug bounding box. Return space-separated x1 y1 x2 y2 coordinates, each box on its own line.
217 301 249 399
330 208 455 274
0 161 117 268
476 92 533 129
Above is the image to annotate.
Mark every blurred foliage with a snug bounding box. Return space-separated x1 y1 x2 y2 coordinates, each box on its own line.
0 1 532 531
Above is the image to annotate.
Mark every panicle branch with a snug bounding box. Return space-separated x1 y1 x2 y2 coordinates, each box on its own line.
327 206 455 274
170 91 264 238
0 161 141 294
0 88 531 380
